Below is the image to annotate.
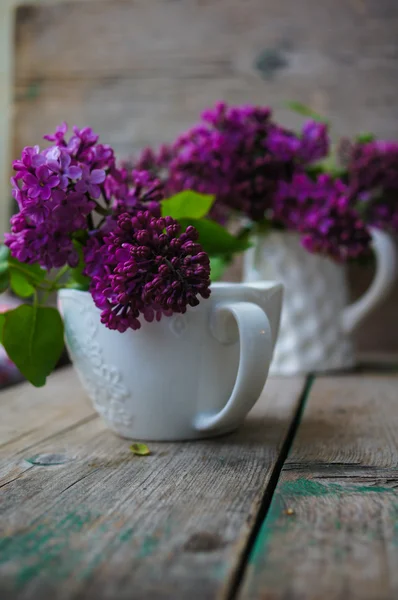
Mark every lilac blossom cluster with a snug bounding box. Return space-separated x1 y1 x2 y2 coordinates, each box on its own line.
135 101 398 262
6 105 398 338
274 174 372 262
84 212 211 332
136 102 329 222
6 124 212 331
343 140 398 232
6 124 114 269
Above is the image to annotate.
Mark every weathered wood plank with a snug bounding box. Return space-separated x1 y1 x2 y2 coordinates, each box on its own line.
12 0 398 354
0 367 95 466
0 368 306 599
239 374 398 600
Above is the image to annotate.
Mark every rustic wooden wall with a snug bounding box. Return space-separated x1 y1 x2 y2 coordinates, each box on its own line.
12 0 398 353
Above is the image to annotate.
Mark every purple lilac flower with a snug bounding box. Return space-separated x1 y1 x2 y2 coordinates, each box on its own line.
301 197 372 262
105 168 163 217
64 126 100 158
5 215 80 268
167 103 292 221
274 173 372 262
298 121 329 163
266 128 301 161
13 145 46 171
45 147 82 189
135 102 330 223
6 123 114 270
344 140 398 232
90 144 116 170
21 166 59 201
43 122 68 144
81 167 165 291
85 211 211 332
272 173 347 229
75 165 106 199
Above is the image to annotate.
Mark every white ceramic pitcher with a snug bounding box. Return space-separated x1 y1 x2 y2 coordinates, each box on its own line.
243 229 396 375
58 282 283 441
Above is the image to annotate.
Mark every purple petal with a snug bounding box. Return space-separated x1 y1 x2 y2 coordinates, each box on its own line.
67 165 82 179
46 159 61 173
23 173 38 186
58 174 69 190
67 136 80 155
28 186 40 199
59 151 71 170
75 180 88 194
52 189 66 203
40 186 52 200
46 175 60 188
45 146 60 161
88 183 101 199
31 154 46 168
90 169 106 184
37 165 50 181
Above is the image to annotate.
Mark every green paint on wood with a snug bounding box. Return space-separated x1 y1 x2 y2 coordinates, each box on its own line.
248 477 397 570
0 509 113 591
280 478 396 497
138 534 160 559
248 493 290 569
119 526 135 543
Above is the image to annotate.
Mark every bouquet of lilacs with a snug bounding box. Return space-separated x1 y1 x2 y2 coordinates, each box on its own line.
0 124 249 386
136 101 398 265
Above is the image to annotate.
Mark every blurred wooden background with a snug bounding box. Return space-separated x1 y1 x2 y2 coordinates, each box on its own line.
10 0 398 354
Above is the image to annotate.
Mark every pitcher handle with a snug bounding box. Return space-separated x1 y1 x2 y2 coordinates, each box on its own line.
193 301 272 432
342 228 397 334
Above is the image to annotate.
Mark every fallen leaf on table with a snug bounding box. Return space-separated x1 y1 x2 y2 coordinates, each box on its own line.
130 442 151 456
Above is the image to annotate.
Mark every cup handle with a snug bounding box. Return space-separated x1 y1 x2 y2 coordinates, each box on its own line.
342 228 397 334
193 301 273 432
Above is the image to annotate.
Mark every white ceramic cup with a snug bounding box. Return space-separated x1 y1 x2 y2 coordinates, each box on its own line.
58 282 283 441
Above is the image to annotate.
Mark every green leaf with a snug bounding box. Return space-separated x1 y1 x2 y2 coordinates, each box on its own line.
66 240 90 291
0 312 6 344
161 191 215 220
0 246 10 293
130 442 151 456
3 304 64 387
356 132 375 144
9 270 35 297
285 101 328 124
8 256 46 285
179 218 251 255
210 256 230 282
8 255 46 298
0 271 9 293
306 156 347 179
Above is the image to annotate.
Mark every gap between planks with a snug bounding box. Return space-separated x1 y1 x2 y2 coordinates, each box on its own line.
238 373 398 600
225 374 314 600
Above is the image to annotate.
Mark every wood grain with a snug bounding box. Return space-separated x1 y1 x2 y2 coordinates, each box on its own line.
239 374 398 600
0 367 96 488
12 0 398 353
0 367 306 599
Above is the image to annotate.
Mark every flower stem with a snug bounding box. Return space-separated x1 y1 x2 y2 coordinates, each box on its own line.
51 264 69 287
93 201 110 216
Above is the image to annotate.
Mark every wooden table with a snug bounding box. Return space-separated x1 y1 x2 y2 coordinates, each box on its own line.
0 366 397 599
